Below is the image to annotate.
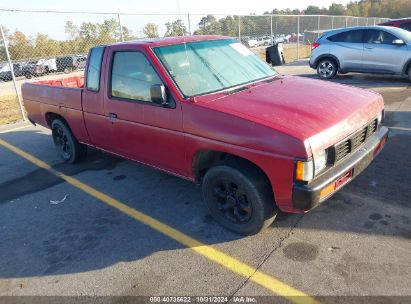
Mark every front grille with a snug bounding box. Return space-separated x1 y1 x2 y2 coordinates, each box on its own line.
331 119 378 163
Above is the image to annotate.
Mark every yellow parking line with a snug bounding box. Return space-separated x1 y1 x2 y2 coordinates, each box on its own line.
0 124 31 134
0 137 319 304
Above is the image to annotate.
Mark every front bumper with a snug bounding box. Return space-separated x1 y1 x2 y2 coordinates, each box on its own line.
292 126 389 211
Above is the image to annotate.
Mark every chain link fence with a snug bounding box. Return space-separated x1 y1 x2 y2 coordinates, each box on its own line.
0 9 388 124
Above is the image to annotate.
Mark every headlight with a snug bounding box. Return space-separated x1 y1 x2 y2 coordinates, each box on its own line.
313 150 328 175
295 150 328 182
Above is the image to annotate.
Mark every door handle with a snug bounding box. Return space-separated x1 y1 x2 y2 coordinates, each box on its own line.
365 46 374 49
108 113 118 119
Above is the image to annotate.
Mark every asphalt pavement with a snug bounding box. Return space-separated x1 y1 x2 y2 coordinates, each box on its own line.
0 60 410 302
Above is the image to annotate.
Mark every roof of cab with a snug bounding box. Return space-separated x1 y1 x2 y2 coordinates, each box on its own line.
106 35 232 48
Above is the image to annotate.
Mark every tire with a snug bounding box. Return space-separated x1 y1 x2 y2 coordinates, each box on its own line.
317 58 338 79
408 67 411 83
51 119 87 163
202 160 277 235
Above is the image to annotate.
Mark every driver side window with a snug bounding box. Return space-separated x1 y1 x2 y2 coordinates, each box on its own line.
110 51 162 103
366 30 397 45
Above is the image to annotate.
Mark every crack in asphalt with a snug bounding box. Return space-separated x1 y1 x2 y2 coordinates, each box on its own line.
226 214 305 301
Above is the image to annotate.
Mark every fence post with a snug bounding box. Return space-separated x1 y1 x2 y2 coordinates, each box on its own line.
297 15 300 60
117 13 124 42
317 15 320 40
238 15 241 40
187 14 192 36
345 16 348 28
270 15 273 46
0 24 26 121
331 16 334 29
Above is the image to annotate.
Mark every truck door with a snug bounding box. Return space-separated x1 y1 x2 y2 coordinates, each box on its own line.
82 46 113 150
103 46 186 177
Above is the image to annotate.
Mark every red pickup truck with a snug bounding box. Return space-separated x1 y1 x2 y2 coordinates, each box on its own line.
22 35 388 235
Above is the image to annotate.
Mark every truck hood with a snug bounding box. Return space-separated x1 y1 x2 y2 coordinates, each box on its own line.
193 75 384 156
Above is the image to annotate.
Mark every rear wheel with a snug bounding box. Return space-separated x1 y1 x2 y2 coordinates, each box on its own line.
202 160 277 235
317 58 337 79
408 67 411 82
51 119 87 163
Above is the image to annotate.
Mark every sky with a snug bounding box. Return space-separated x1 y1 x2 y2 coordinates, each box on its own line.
0 0 353 39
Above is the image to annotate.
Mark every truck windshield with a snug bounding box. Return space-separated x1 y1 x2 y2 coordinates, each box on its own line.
153 39 277 97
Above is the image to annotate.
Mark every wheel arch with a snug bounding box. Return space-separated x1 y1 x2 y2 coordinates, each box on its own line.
402 58 411 75
45 112 68 129
192 150 275 199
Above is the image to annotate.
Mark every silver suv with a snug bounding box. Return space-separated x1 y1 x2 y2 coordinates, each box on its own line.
309 26 411 81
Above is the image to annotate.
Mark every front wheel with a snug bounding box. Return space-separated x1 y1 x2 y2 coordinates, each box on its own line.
51 119 87 163
408 67 411 83
202 160 277 235
317 59 337 79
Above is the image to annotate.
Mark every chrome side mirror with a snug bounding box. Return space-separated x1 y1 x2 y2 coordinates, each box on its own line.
150 84 168 106
392 39 405 45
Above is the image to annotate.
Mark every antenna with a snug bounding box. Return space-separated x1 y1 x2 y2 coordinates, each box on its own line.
176 0 195 99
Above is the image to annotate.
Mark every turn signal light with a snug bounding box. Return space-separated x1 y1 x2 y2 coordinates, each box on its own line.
320 183 335 200
295 160 314 182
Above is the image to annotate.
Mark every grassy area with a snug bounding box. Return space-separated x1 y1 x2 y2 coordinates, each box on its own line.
252 44 312 64
284 45 311 62
0 95 24 125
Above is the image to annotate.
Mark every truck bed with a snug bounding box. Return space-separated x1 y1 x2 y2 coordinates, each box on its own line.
22 75 90 143
34 75 84 88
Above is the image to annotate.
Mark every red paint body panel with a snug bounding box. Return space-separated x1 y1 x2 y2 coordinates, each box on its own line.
379 18 411 30
21 36 384 213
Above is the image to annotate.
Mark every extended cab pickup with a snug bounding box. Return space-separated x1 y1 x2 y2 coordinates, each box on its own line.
22 35 389 235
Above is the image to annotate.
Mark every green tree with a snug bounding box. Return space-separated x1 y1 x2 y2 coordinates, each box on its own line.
121 26 135 41
164 19 187 37
33 33 61 57
0 26 10 61
143 23 159 38
7 31 34 60
347 2 361 16
305 5 324 15
329 3 346 15
64 21 78 40
195 15 222 35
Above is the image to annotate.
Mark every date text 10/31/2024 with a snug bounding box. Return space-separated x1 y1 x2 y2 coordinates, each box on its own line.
149 296 257 303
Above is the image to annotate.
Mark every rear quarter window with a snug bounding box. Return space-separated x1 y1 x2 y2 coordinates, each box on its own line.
86 46 105 92
328 30 364 43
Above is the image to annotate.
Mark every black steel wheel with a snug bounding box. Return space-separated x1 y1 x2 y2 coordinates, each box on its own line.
202 160 277 235
211 177 253 224
51 119 87 163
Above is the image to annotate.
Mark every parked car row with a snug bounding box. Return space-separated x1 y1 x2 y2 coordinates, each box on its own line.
310 23 411 82
241 34 293 47
0 55 87 82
